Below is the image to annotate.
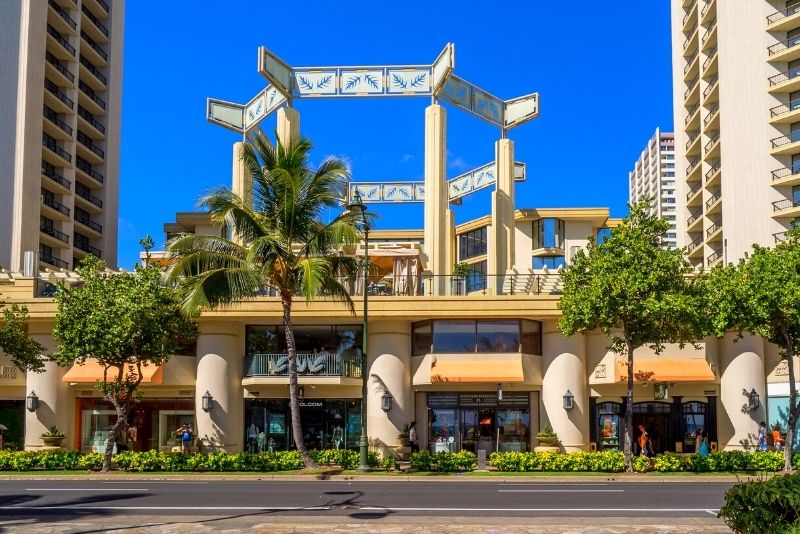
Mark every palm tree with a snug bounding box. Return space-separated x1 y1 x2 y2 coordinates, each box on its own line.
166 132 362 468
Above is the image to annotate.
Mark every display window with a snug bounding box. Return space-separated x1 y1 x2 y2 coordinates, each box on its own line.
0 400 24 450
682 401 706 453
596 402 621 451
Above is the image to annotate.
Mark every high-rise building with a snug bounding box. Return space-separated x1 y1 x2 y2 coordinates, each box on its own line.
628 128 677 248
0 0 124 271
670 0 800 270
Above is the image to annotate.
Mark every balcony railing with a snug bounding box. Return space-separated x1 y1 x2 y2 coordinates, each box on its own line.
702 47 717 70
774 231 788 243
707 249 723 264
76 155 104 183
42 133 71 163
705 160 721 181
42 162 71 189
684 76 700 99
80 30 108 62
40 254 69 269
40 221 70 243
97 0 110 14
43 105 73 136
702 20 716 43
687 157 701 176
75 212 102 233
44 79 74 110
706 218 722 236
48 0 76 30
701 0 715 17
81 5 109 37
685 103 700 124
704 131 720 151
77 105 105 134
769 67 800 86
687 211 702 226
244 353 362 378
75 239 102 257
770 101 800 117
704 103 719 126
41 194 70 217
685 131 700 149
686 182 702 200
79 55 107 85
688 235 703 252
771 166 800 181
771 134 798 148
705 189 721 208
703 76 718 98
47 25 76 57
79 80 106 110
77 131 105 158
45 51 74 83
773 198 800 211
768 35 800 56
76 184 103 208
767 5 800 24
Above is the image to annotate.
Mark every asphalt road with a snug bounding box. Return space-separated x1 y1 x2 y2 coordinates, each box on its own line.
0 479 733 520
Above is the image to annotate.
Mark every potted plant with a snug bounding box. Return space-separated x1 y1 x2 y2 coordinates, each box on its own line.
451 262 470 295
536 424 558 447
398 423 411 447
41 425 65 447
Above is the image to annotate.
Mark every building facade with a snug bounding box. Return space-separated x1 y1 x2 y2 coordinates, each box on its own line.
628 128 677 248
0 0 124 272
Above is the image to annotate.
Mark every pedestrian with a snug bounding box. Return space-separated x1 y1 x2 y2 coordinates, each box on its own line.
757 421 768 451
409 421 419 453
695 427 704 453
773 424 783 451
637 425 651 457
177 421 193 453
698 430 710 457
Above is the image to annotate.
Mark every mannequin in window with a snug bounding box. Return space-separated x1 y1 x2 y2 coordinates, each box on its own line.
257 431 267 452
332 425 344 450
247 423 259 453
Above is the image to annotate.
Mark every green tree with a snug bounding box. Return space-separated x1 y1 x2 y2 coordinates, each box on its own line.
705 230 800 471
166 133 361 468
52 256 194 470
558 200 702 471
0 303 46 372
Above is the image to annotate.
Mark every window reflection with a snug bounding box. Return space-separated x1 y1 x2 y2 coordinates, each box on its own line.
533 218 565 249
412 320 542 355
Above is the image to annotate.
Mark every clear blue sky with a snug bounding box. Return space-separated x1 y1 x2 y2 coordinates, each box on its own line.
117 1 674 268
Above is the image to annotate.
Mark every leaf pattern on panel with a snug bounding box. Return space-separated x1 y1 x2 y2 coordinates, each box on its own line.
298 76 313 91
410 73 427 87
316 74 333 89
364 74 379 89
391 74 407 89
345 76 361 90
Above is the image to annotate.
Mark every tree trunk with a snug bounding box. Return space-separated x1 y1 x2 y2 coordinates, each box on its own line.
624 337 635 473
784 334 798 472
282 298 319 468
102 398 127 472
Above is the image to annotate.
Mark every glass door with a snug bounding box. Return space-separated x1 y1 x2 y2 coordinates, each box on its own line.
460 408 478 453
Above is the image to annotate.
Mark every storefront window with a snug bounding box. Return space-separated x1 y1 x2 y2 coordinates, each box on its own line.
246 325 363 355
81 409 116 453
0 400 24 450
477 321 520 353
683 401 706 453
412 321 432 355
597 402 621 451
159 411 196 449
412 320 542 355
432 320 476 353
520 320 542 355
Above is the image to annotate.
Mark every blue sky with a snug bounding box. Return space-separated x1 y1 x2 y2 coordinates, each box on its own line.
117 1 674 268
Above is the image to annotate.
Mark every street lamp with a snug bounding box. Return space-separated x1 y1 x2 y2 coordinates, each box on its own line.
348 191 370 472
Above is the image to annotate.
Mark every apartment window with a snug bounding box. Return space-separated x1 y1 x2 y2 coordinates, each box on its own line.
466 260 487 293
790 59 800 81
664 172 675 177
39 244 53 259
790 27 800 49
458 227 487 261
532 218 565 249
663 163 675 169
663 154 674 160
793 154 800 174
596 227 612 244
793 185 800 206
532 256 566 270
792 122 800 143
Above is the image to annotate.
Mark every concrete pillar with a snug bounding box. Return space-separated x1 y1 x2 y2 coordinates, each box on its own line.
542 322 589 452
489 138 516 281
231 142 250 206
718 332 766 450
24 329 71 450
423 104 448 294
366 320 412 456
276 106 300 147
195 321 243 452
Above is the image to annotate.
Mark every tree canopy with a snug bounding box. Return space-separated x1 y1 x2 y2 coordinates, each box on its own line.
0 303 45 372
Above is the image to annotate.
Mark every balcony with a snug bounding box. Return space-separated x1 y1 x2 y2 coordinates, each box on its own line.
48 0 76 33
41 193 70 218
42 162 71 192
83 0 109 17
684 51 700 80
43 105 72 138
707 249 723 266
74 212 102 234
74 238 102 257
703 76 719 103
685 102 701 127
702 47 718 75
772 165 800 186
40 221 70 244
701 21 717 51
683 25 699 57
80 30 108 66
774 231 788 244
46 25 75 58
42 133 71 164
703 103 720 131
706 217 723 240
772 198 800 218
768 35 800 63
704 131 721 157
686 157 702 179
81 5 109 40
769 67 800 93
705 189 722 212
76 155 104 185
686 182 703 205
77 131 104 162
769 101 800 124
687 235 703 254
686 130 701 154
75 184 103 210
700 0 716 24
40 253 69 270
45 51 74 85
244 353 362 379
684 75 700 104
79 55 107 88
682 7 696 31
770 134 800 155
767 4 800 32
77 105 105 136
44 79 73 112
687 210 703 232
78 80 106 112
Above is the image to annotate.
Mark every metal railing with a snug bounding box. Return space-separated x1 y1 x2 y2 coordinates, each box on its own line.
774 231 788 244
41 193 70 217
688 235 703 252
48 0 76 30
770 134 798 148
79 80 106 110
75 184 103 208
42 133 71 163
686 157 701 176
75 211 102 233
767 4 800 24
44 79 74 110
707 249 723 264
684 51 699 74
46 24 75 56
706 218 722 236
685 103 700 124
78 105 105 134
45 51 74 83
686 182 702 200
244 352 362 378
686 131 700 149
74 237 101 257
705 189 721 208
773 198 799 211
687 211 702 226
684 76 700 99
703 76 718 98
771 166 800 181
702 47 717 70
702 19 716 43
701 0 715 16
704 131 720 152
81 5 109 37
40 220 70 243
705 160 721 182
43 105 73 136
770 101 800 117
40 254 69 269
704 103 719 126
77 131 104 158
42 162 71 190
768 35 800 56
79 55 107 85
97 0 110 14
683 24 698 51
76 155 104 183
769 67 800 86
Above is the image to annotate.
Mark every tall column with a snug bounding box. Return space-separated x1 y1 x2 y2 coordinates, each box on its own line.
365 320 412 457
542 322 589 452
25 327 71 450
423 104 448 294
718 332 766 450
231 142 250 205
489 138 516 281
195 321 243 452
276 106 300 147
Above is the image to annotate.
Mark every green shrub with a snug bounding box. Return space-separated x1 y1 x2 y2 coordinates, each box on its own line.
380 455 396 471
718 472 800 533
631 455 650 473
37 451 82 470
11 452 36 471
653 452 687 472
410 450 431 471
77 452 103 470
749 451 784 471
585 450 626 472
409 451 475 472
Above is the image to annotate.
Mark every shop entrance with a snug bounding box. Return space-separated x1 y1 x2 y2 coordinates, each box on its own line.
0 400 24 450
632 402 671 455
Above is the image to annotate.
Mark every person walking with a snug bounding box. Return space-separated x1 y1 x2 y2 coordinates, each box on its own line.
757 421 768 451
409 421 419 453
637 425 651 457
698 429 710 457
694 428 704 453
177 421 193 453
773 425 783 451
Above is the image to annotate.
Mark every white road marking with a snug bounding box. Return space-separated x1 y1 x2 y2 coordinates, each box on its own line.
25 488 149 492
3 505 720 513
497 489 624 493
498 483 610 487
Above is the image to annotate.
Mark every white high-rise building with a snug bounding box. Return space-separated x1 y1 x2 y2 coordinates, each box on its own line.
670 0 800 269
0 0 125 272
628 128 677 248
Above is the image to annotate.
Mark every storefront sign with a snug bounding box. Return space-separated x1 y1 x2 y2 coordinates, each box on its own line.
299 401 324 408
654 382 669 400
0 366 17 380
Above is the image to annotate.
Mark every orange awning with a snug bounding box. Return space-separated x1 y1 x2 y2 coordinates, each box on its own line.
62 359 164 384
431 357 524 383
614 359 714 382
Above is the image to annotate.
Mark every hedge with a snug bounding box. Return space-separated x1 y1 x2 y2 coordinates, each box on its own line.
718 472 800 533
410 451 477 472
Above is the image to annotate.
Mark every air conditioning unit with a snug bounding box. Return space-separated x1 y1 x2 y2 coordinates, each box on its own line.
23 251 39 277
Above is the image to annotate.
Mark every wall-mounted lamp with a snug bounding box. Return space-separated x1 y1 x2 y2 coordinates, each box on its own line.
201 390 213 412
381 391 393 412
26 390 39 412
497 383 503 401
299 386 305 400
745 388 760 411
563 390 575 410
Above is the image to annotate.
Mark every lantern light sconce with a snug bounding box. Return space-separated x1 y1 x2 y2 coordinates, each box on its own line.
26 390 39 412
299 386 305 401
563 390 575 410
381 390 393 412
201 390 213 412
497 383 503 401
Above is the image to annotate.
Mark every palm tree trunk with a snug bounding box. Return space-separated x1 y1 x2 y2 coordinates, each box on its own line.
624 336 635 473
784 332 798 472
282 298 319 468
